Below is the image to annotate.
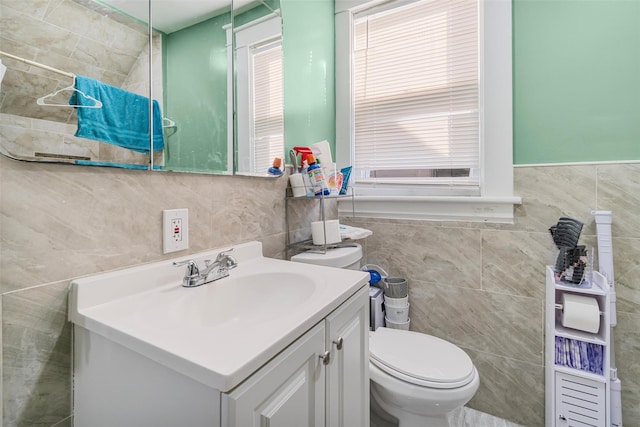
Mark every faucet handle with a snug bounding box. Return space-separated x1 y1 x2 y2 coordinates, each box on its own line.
226 254 239 269
216 249 238 270
173 259 200 277
215 248 234 262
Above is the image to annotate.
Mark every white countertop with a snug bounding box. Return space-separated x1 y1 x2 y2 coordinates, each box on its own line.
69 241 369 392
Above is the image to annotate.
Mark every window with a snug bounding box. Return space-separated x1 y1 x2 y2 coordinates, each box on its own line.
251 41 284 173
335 0 520 222
232 14 284 175
354 0 479 193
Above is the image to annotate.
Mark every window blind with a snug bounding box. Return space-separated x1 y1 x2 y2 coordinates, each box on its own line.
353 0 479 186
251 41 284 173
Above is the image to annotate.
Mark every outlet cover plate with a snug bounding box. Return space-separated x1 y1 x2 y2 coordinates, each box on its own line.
163 208 189 253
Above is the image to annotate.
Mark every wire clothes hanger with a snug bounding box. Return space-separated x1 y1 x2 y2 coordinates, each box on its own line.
0 51 102 108
36 75 103 108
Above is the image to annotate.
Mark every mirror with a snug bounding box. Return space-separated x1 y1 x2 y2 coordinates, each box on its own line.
0 0 154 169
151 0 234 174
232 0 284 176
0 0 283 176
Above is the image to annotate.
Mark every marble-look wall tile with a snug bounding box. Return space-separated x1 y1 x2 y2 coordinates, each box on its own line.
72 38 137 76
1 0 149 127
351 163 639 426
465 348 544 427
2 281 71 427
362 221 482 290
61 135 99 160
2 156 637 427
597 163 640 239
0 5 79 59
410 282 543 365
481 230 555 299
261 232 287 260
611 237 640 315
45 0 110 43
285 196 338 248
0 124 66 159
513 165 597 235
0 158 218 292
209 175 288 248
50 415 72 427
1 161 298 426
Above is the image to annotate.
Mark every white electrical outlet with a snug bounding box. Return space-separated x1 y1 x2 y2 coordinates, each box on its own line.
163 208 189 253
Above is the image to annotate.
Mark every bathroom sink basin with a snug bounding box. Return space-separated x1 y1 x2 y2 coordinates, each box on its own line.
69 241 369 392
170 271 316 328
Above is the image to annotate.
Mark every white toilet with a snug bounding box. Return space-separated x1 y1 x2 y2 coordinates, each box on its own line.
291 244 480 427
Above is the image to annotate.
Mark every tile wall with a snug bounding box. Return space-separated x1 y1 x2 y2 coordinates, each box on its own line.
3 157 637 426
0 156 294 426
0 0 159 165
344 163 640 426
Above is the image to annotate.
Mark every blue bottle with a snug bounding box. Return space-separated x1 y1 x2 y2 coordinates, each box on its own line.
267 157 283 176
306 154 329 196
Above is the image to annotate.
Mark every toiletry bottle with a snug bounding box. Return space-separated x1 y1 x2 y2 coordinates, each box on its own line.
268 157 283 176
300 158 314 196
306 154 330 196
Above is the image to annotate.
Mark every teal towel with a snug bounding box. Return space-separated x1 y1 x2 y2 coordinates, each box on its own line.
70 76 164 153
75 160 163 170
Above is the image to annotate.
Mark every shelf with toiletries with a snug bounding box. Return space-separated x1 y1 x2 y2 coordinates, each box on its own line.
554 350 606 379
553 324 607 346
545 265 611 427
553 288 607 345
554 280 606 296
284 185 361 258
285 142 364 257
547 266 610 377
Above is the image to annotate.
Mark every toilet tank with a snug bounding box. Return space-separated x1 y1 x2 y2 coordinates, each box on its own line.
290 244 363 270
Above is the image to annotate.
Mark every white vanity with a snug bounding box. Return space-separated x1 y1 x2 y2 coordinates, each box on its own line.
69 241 370 427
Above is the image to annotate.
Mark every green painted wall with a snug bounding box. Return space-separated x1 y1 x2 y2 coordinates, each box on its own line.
234 0 279 27
513 0 640 164
281 0 336 156
163 13 230 173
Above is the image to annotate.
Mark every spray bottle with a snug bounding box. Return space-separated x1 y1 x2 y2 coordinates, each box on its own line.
306 154 329 196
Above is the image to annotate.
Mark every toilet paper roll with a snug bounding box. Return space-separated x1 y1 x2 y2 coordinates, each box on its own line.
311 220 341 245
561 293 600 334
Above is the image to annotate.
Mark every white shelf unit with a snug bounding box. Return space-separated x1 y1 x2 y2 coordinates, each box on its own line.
284 187 355 259
545 266 611 427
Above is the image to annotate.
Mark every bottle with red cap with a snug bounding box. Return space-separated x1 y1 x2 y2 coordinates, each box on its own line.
306 154 329 196
267 157 283 176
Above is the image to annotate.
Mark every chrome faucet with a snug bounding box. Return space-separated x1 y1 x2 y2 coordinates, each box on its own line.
173 249 238 288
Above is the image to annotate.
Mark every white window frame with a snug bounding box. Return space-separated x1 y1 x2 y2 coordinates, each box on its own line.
229 13 283 175
335 0 521 222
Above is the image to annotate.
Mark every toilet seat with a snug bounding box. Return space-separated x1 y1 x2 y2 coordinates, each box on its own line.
370 328 475 389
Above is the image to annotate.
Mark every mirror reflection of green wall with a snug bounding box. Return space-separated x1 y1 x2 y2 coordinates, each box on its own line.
233 0 284 176
233 0 336 175
162 11 232 174
281 0 335 157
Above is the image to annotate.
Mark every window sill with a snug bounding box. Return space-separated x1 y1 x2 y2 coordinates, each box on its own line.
337 195 522 223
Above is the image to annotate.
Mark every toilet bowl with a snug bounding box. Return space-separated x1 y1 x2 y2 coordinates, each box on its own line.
291 244 480 427
369 327 479 427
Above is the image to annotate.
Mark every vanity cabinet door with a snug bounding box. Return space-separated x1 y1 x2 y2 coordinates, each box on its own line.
325 286 370 427
222 322 326 427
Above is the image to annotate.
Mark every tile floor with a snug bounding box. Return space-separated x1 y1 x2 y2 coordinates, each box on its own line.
371 406 525 427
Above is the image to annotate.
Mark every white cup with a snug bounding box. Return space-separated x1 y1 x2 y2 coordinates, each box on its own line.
289 173 306 197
